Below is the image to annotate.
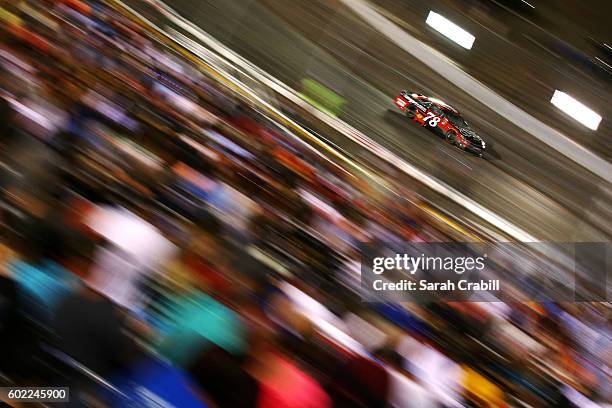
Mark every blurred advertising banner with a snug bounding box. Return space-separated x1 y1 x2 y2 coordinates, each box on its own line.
298 78 346 118
360 242 610 302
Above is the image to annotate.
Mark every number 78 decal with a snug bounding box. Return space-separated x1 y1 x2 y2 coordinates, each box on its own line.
423 112 441 127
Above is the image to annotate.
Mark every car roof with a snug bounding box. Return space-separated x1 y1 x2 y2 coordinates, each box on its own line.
412 93 460 115
427 97 460 114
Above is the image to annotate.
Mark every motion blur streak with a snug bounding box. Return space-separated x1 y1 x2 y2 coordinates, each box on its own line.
123 0 611 245
124 0 497 245
114 0 372 182
0 0 610 407
339 0 612 183
139 0 540 244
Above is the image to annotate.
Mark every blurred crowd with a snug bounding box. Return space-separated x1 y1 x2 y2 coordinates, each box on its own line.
0 0 609 407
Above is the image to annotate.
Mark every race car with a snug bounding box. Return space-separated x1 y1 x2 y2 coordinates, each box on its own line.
394 91 486 157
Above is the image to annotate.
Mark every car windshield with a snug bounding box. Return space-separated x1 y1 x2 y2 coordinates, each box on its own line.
445 111 468 127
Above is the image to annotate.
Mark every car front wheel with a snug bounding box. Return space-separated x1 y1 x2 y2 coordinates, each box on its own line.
406 107 416 118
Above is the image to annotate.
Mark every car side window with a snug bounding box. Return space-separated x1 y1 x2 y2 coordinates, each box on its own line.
429 105 444 116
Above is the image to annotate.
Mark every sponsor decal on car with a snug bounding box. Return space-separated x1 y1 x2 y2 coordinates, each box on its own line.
405 95 427 112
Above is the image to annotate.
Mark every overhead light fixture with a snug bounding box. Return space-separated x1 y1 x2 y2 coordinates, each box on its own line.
426 11 475 50
550 90 602 131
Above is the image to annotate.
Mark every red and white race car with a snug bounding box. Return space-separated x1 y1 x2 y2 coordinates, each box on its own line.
394 91 486 157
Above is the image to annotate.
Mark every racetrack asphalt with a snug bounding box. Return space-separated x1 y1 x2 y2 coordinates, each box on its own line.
130 0 611 242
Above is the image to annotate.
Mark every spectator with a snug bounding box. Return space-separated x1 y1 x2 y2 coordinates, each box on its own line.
9 205 80 326
376 347 437 408
248 332 331 408
0 91 15 150
53 246 136 379
0 243 23 378
331 350 390 408
154 288 246 366
188 345 259 408
86 205 177 312
154 215 246 366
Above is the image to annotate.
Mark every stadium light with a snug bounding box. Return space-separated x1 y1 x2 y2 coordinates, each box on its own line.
550 90 602 131
426 11 475 50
